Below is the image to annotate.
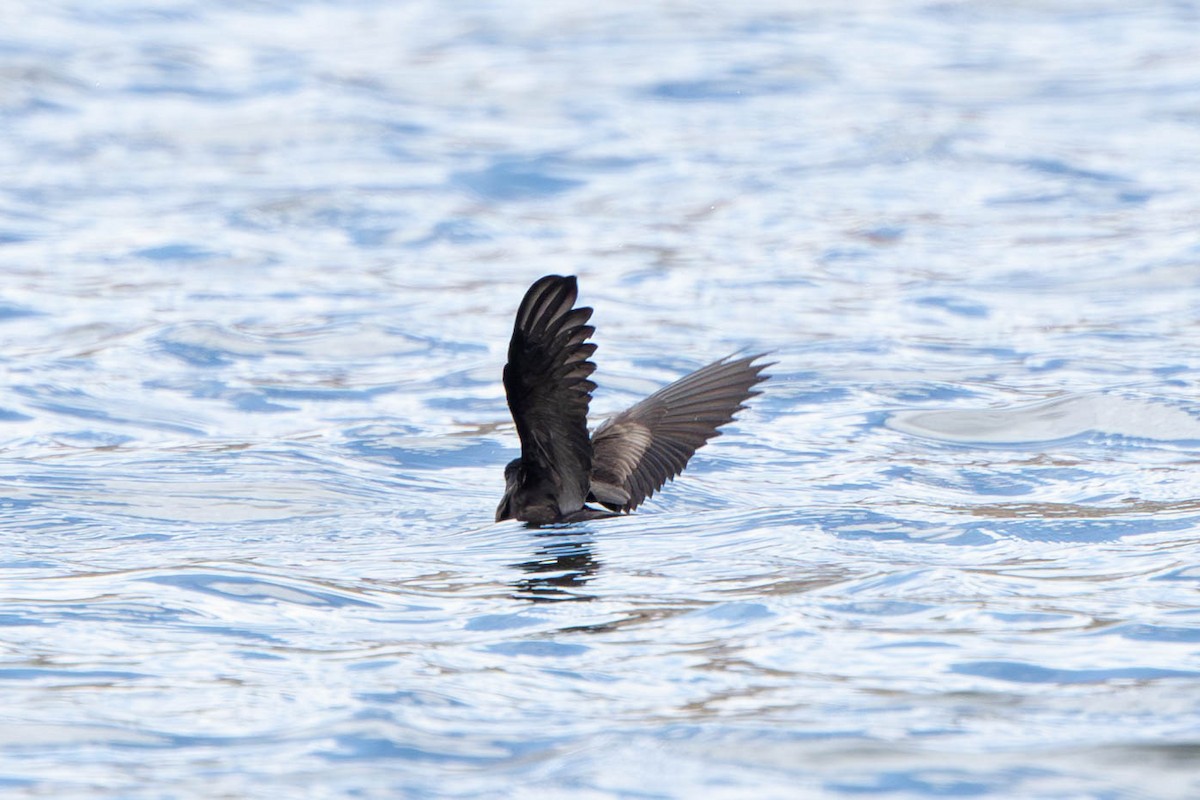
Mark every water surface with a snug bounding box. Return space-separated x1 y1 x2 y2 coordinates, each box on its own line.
2 1 1200 797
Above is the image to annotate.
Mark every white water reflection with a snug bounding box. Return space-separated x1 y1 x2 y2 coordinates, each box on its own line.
889 394 1200 444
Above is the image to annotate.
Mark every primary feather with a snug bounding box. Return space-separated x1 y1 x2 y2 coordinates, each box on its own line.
589 355 769 513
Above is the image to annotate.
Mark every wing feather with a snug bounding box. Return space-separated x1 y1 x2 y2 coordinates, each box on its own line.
589 354 770 512
503 275 597 515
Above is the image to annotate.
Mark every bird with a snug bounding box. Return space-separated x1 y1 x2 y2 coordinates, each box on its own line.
495 275 770 524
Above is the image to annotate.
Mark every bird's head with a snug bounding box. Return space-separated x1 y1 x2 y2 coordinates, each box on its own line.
494 458 523 522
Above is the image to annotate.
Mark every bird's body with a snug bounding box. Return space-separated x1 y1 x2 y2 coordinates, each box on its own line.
496 275 769 524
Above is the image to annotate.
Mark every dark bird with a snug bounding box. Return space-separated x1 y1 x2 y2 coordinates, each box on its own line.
496 275 769 524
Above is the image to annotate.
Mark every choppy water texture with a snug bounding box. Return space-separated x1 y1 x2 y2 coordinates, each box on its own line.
2 1 1200 797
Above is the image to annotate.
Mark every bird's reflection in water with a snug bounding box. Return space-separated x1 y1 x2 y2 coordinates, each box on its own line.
511 529 599 603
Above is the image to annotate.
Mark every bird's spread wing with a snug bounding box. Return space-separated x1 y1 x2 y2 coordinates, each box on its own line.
503 275 598 515
589 354 770 512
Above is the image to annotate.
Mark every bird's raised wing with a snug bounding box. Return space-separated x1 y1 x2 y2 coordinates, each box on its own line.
503 275 598 515
589 354 770 512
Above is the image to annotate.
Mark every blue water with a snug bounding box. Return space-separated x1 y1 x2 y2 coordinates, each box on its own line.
3 1 1200 797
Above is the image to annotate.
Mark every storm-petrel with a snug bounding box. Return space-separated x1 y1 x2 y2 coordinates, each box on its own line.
496 275 769 524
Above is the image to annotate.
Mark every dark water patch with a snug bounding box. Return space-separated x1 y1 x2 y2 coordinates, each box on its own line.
190 627 288 646
465 613 546 632
0 302 39 321
262 385 394 403
952 661 1200 684
405 218 493 247
913 296 990 319
319 736 468 764
885 384 987 404
1097 623 1200 643
0 777 35 789
49 603 194 626
485 641 589 657
957 515 1196 544
816 508 938 542
0 614 52 627
115 532 173 542
425 396 503 413
356 690 469 707
156 339 238 368
141 573 379 608
52 430 137 447
826 767 1038 797
1153 566 1200 583
828 601 931 617
232 392 297 413
779 385 850 405
0 559 60 568
134 243 219 262
0 668 148 682
646 75 803 102
687 602 775 624
318 729 559 766
1016 157 1127 184
13 386 206 436
453 158 585 201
